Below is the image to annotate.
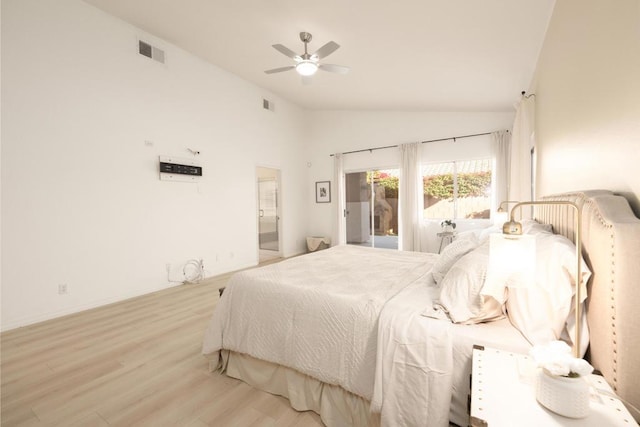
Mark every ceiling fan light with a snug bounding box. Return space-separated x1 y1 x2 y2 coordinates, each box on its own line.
296 60 318 76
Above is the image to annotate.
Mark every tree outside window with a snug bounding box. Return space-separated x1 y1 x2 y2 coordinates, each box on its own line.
422 159 492 220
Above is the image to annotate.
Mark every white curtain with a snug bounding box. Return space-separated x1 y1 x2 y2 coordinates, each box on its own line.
398 143 423 252
509 95 535 202
333 153 346 246
492 130 511 209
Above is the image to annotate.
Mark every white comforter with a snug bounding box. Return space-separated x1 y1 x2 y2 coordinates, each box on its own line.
203 246 464 427
202 245 437 401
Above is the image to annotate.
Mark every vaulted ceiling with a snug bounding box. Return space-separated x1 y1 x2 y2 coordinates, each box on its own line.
83 0 555 111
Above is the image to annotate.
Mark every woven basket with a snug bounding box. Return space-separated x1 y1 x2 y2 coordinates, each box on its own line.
306 237 331 252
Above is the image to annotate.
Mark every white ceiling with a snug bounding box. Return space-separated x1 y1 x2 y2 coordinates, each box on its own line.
82 0 555 111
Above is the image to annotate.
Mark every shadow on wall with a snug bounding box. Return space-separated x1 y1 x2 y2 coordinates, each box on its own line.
620 191 640 218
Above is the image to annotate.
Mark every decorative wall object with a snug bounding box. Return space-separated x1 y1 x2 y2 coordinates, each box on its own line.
316 181 331 203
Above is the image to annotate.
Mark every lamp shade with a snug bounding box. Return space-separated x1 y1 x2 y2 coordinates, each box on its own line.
484 234 536 301
296 60 318 76
494 210 509 226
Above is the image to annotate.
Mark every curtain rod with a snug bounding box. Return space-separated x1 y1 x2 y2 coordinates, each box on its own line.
328 130 507 157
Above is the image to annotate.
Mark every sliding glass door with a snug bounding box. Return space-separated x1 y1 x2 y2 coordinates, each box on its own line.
345 169 398 249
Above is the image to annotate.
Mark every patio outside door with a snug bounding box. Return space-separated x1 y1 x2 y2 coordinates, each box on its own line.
345 169 398 249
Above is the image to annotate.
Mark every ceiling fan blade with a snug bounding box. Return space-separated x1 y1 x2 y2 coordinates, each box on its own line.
318 64 350 74
264 65 295 74
312 41 340 59
272 44 301 60
301 75 313 86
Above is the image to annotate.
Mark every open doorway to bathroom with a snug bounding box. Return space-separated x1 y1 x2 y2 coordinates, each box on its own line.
257 167 282 262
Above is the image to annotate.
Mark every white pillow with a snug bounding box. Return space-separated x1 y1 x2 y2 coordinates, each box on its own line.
506 233 591 346
454 229 481 241
478 225 501 243
433 242 506 324
431 234 479 285
521 219 553 235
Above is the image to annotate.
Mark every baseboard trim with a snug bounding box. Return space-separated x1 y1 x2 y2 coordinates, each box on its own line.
1 281 179 332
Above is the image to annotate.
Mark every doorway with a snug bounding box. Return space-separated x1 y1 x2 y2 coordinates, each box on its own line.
345 169 399 249
257 167 281 261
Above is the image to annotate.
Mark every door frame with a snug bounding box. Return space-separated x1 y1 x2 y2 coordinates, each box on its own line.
343 168 399 250
256 166 282 261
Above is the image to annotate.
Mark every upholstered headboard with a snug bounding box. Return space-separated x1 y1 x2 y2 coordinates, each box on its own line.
535 190 640 419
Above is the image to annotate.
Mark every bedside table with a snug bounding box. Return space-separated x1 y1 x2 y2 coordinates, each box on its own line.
437 231 456 253
469 345 638 426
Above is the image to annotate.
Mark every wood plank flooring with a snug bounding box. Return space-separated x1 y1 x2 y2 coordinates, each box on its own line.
1 264 323 426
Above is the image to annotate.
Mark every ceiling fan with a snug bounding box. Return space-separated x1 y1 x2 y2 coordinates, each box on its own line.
264 32 349 83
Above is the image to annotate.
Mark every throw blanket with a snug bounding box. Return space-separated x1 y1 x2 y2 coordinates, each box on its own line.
202 245 436 400
372 281 453 427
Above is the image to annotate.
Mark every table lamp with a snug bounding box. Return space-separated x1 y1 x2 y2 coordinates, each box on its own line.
501 200 583 358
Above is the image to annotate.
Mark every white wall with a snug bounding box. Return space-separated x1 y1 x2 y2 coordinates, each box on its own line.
1 0 309 330
0 0 530 330
532 0 640 215
304 111 515 247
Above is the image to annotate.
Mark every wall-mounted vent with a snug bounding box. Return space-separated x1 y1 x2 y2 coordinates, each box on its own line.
138 40 165 64
263 98 274 111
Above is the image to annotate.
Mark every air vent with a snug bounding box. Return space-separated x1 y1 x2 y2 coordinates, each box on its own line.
138 40 165 64
263 98 274 111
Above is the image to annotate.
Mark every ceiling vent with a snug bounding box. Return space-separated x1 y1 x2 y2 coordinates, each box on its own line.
138 40 165 64
263 98 274 111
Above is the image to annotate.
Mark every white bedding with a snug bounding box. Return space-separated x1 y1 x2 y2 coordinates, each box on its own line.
202 245 437 400
202 245 530 426
373 281 531 427
372 282 454 427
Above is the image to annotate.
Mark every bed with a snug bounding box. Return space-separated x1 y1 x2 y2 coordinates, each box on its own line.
202 190 640 426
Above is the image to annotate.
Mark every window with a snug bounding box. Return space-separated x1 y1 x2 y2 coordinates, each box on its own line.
422 158 493 220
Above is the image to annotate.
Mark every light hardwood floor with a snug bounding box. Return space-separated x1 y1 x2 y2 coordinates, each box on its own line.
1 264 323 426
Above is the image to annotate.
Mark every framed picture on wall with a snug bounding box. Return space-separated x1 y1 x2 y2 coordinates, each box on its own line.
315 181 331 203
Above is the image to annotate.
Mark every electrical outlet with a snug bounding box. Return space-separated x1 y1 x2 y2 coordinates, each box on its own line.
58 284 68 295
